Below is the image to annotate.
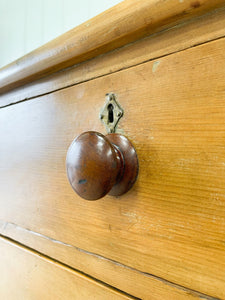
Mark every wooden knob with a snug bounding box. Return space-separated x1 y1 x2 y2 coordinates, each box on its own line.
66 131 138 200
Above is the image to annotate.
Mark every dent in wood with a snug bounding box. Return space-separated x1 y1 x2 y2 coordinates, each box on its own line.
191 1 201 9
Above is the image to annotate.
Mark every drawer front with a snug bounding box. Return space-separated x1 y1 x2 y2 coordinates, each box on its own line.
0 37 225 298
0 237 131 300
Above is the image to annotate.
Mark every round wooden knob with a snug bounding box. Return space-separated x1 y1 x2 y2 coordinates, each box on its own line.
66 131 138 200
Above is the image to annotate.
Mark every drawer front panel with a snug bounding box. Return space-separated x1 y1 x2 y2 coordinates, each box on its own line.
0 38 225 298
0 237 132 300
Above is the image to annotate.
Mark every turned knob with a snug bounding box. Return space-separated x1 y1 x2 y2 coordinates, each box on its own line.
66 131 138 200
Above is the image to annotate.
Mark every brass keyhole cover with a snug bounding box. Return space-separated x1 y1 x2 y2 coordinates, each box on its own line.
99 93 123 133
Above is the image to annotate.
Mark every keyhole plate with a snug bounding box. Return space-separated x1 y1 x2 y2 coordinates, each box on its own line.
100 93 123 133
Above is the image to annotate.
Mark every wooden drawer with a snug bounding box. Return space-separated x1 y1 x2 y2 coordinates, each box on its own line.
1 1 225 299
0 237 132 300
1 36 225 299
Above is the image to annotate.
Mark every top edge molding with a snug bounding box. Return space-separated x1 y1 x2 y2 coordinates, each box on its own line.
0 0 224 94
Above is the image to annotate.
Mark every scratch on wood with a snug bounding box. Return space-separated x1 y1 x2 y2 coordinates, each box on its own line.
1 221 73 248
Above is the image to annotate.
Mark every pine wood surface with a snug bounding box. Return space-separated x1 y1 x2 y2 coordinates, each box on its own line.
0 37 225 298
0 0 224 94
1 6 225 107
0 236 134 300
0 222 217 300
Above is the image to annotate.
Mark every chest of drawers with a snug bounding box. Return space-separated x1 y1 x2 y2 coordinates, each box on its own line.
1 1 225 299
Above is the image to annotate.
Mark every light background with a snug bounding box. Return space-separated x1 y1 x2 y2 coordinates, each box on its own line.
0 0 122 68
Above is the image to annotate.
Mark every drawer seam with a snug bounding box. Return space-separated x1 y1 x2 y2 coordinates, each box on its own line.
0 32 225 110
0 222 220 300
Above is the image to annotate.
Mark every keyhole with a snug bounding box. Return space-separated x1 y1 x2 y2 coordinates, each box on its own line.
107 104 114 123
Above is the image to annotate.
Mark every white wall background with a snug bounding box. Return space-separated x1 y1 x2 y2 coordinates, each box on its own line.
0 0 122 68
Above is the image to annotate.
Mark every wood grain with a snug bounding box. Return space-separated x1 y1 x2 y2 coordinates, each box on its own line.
0 236 133 300
0 0 224 94
1 5 225 108
0 222 216 300
0 38 225 298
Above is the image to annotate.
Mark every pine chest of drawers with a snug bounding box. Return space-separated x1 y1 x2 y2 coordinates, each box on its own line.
1 1 225 299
